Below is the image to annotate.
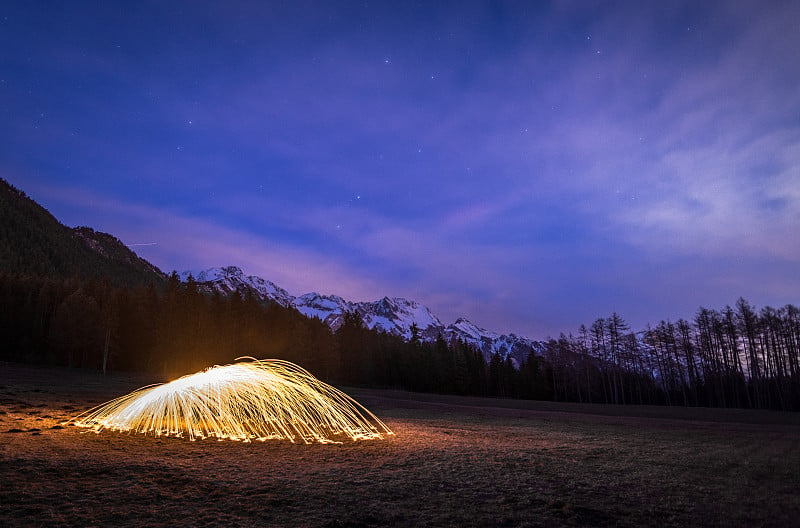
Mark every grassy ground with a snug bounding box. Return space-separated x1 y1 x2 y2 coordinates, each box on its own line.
1 363 799 527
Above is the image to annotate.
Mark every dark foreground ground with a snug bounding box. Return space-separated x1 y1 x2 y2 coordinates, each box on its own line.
2 363 799 527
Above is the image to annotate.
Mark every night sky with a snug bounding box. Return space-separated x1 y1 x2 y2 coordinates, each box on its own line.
2 1 799 338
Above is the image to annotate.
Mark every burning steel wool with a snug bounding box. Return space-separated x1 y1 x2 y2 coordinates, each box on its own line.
72 358 393 443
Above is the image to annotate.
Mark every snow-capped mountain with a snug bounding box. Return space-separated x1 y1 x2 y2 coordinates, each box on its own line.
179 266 294 307
443 318 543 367
358 297 443 340
292 292 351 329
281 291 444 341
180 266 542 365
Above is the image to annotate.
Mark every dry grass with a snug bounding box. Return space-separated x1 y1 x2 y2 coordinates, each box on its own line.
2 363 799 527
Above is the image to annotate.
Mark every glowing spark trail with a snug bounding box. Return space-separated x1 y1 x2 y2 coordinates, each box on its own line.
72 358 393 443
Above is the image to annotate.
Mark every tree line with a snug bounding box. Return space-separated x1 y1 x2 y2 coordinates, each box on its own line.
538 301 800 410
1 271 798 409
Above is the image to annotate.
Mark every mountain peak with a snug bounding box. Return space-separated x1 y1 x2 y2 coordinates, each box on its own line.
220 265 244 276
181 266 294 307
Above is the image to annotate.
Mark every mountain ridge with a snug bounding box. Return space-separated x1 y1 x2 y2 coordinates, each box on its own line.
0 177 166 287
180 265 543 365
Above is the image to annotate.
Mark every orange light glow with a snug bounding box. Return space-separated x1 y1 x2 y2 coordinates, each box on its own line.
72 358 393 443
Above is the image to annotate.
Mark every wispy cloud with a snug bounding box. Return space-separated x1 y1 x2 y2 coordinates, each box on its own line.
5 1 800 338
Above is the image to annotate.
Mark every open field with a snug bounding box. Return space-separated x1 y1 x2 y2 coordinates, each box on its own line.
2 363 799 527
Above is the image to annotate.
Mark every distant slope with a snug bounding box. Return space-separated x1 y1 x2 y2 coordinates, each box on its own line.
0 178 165 287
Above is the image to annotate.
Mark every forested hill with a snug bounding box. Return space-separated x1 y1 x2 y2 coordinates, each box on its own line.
0 178 165 287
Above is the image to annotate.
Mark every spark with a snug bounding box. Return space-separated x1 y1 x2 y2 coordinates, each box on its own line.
71 358 394 443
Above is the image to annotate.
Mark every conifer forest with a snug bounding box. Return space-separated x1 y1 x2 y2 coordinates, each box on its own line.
2 272 799 411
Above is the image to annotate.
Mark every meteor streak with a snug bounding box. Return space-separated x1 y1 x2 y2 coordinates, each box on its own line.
72 358 393 443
